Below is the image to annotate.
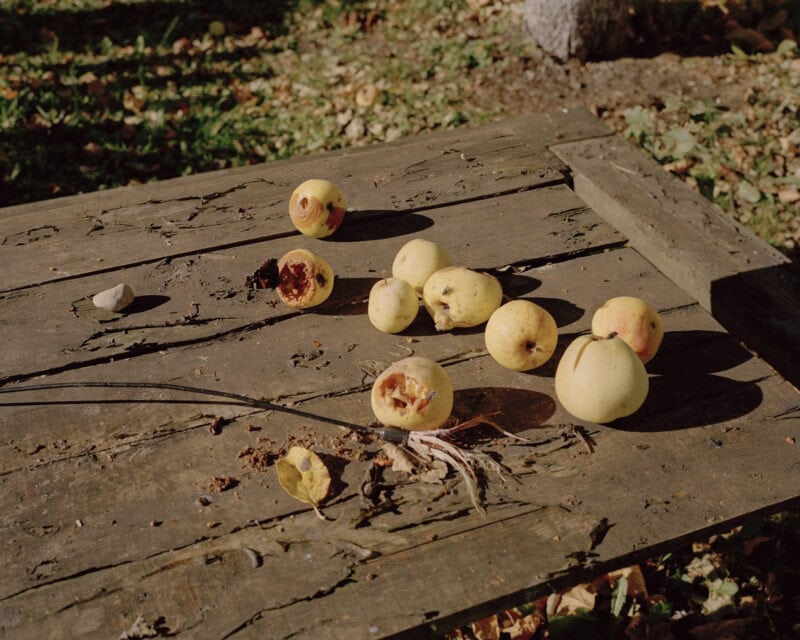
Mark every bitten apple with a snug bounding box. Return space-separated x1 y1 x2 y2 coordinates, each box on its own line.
371 356 454 431
485 300 558 371
591 296 664 364
368 277 419 334
555 334 649 424
288 179 346 238
422 266 502 331
392 238 452 294
276 248 334 309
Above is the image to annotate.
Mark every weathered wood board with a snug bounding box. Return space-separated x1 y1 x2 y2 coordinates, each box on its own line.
1 109 799 639
550 134 800 387
0 185 623 384
0 108 612 293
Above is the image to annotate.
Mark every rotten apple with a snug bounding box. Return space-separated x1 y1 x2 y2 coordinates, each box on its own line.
276 248 334 309
288 179 346 238
371 356 454 431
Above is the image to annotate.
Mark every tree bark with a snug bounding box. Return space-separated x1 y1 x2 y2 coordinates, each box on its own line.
523 0 629 61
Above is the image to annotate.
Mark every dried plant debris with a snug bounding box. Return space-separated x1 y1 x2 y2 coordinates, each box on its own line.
448 510 800 639
238 445 281 471
244 259 279 291
117 615 170 640
207 475 239 492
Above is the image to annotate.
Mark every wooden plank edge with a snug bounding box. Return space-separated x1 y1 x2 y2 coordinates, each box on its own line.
408 493 800 640
0 109 612 221
550 135 800 388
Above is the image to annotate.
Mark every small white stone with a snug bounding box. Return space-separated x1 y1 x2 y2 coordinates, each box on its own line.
92 283 135 312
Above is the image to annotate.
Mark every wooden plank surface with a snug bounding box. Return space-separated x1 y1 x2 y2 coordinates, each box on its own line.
2 110 800 639
2 247 799 639
0 109 612 294
550 135 800 387
0 185 623 385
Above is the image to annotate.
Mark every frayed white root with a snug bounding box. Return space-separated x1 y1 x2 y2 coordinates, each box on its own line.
405 414 514 515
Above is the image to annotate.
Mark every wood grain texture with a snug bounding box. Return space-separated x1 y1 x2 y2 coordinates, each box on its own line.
550 135 800 386
2 110 800 639
0 185 624 384
2 248 799 639
0 109 611 293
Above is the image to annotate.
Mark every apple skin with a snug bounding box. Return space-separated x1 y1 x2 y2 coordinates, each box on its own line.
276 248 334 309
554 334 649 424
422 266 503 331
368 277 419 334
371 356 454 431
485 300 558 371
288 179 346 238
392 238 452 294
591 296 664 364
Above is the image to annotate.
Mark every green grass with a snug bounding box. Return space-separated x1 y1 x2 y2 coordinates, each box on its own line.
2 0 798 256
0 0 523 206
618 41 800 253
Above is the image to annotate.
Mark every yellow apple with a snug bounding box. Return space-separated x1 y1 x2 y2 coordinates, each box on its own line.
591 296 664 364
276 248 334 309
422 266 502 331
485 300 558 371
554 334 649 423
391 238 452 294
288 179 346 238
368 277 419 334
371 357 453 431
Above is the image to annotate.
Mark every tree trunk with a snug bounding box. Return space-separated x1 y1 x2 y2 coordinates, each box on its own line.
523 0 629 61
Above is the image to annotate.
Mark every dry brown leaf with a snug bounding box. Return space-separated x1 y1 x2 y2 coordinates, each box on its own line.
499 607 545 639
471 615 501 640
381 442 417 474
555 583 596 615
417 459 448 484
608 565 648 598
275 445 331 519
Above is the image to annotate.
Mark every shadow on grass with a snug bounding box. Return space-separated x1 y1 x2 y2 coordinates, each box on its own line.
625 0 800 59
0 0 299 56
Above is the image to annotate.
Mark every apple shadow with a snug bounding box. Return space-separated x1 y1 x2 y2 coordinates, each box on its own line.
401 311 490 338
647 329 753 375
612 373 763 432
496 272 542 298
451 386 557 438
322 210 434 242
528 296 585 328
315 277 379 316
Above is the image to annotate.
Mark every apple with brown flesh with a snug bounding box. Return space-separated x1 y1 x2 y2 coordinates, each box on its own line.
371 356 453 431
591 296 664 364
289 179 346 238
554 334 649 424
276 248 334 309
422 266 502 331
368 277 419 334
485 300 558 371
